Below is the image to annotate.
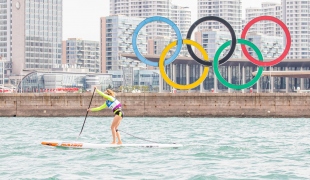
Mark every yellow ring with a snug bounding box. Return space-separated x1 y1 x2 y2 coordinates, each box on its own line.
159 39 209 90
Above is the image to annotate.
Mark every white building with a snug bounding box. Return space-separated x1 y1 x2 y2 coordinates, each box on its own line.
242 19 246 30
282 0 310 59
109 0 191 40
261 2 282 37
197 0 242 34
62 38 100 73
101 15 147 72
245 2 282 37
245 8 263 34
0 0 62 76
245 1 310 59
171 5 191 39
170 5 191 56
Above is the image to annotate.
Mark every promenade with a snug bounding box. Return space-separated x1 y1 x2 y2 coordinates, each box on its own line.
0 92 309 117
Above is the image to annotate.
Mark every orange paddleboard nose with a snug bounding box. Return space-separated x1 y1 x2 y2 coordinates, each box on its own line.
41 142 58 146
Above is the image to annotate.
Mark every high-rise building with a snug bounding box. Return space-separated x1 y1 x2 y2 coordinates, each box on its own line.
197 0 242 34
170 5 191 39
0 0 12 79
0 0 62 76
261 2 282 37
245 1 310 59
170 5 191 56
62 38 100 73
109 0 191 40
282 0 310 59
101 15 147 72
245 8 263 34
110 0 172 38
245 2 282 37
241 19 246 30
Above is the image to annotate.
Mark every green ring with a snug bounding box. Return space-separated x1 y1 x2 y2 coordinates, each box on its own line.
213 39 264 90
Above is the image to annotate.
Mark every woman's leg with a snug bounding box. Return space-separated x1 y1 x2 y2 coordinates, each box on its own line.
115 117 123 144
111 115 122 144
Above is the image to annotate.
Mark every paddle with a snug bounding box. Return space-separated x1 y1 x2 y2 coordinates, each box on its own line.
77 87 96 139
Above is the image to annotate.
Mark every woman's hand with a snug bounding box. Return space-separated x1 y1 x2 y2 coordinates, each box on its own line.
87 108 90 112
94 86 97 90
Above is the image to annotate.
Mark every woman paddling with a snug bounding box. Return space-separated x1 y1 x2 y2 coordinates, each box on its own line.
87 87 123 144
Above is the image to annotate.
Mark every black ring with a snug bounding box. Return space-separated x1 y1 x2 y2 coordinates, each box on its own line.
186 16 237 67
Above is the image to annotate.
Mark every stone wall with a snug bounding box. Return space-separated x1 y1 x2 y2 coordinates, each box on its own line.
0 93 309 117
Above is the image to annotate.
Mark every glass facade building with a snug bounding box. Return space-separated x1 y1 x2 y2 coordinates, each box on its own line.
133 69 159 89
160 61 310 93
121 53 310 93
18 71 113 93
108 69 160 92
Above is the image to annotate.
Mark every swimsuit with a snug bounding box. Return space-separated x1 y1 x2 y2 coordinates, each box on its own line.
106 98 124 118
90 89 124 118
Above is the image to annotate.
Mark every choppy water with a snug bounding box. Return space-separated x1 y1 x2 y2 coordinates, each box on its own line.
0 116 310 179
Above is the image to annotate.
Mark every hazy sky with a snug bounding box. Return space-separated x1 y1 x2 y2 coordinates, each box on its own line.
63 0 280 41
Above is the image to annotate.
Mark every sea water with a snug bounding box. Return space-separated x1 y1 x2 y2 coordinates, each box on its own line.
0 117 309 179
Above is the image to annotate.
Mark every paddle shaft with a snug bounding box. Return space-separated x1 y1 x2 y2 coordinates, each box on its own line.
77 88 96 138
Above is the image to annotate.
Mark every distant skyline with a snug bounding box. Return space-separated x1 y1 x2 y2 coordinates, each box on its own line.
63 0 281 41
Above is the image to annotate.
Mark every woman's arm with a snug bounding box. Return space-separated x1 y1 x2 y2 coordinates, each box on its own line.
96 89 115 101
90 102 107 112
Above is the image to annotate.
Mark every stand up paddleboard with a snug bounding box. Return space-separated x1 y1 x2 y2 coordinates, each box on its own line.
41 141 183 149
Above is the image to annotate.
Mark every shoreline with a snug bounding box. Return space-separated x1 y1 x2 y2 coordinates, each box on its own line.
0 92 309 118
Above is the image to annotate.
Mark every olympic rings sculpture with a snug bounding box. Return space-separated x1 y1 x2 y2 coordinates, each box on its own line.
132 16 291 90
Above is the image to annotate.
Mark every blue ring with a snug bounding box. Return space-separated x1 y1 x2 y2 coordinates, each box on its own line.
132 16 183 67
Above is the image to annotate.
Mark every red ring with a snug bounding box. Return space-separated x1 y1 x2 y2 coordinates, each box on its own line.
241 16 291 66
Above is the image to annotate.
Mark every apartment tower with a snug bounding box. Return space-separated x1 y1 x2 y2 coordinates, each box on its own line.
0 0 62 76
62 38 100 73
245 2 282 37
109 0 191 39
282 0 310 59
197 0 242 34
101 15 147 72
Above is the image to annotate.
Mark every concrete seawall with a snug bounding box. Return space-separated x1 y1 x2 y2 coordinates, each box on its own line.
0 93 309 117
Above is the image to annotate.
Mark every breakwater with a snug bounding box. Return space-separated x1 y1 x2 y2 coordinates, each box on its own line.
0 93 309 117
